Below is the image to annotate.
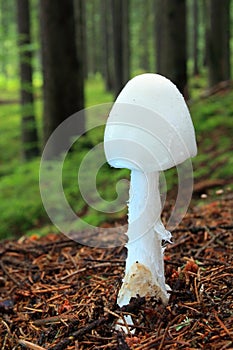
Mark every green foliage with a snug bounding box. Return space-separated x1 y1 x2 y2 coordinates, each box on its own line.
0 103 21 175
0 159 45 237
0 75 232 240
0 0 18 80
85 74 113 107
191 89 233 181
0 76 116 239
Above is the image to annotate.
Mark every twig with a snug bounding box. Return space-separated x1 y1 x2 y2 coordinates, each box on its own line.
158 324 170 350
193 257 230 266
18 339 46 350
48 298 146 350
0 260 20 286
33 313 77 326
195 231 222 258
134 335 164 350
83 258 124 264
221 288 233 300
48 316 110 350
214 312 233 340
104 307 121 319
59 262 113 281
116 332 130 350
172 224 233 234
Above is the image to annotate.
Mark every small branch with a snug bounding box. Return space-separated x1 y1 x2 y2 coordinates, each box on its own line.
18 339 46 350
59 262 118 281
48 316 109 350
158 324 170 350
172 224 233 234
214 312 233 340
33 313 77 326
221 288 233 300
48 299 146 350
0 261 20 286
83 258 124 264
191 257 230 267
116 332 130 350
195 231 222 258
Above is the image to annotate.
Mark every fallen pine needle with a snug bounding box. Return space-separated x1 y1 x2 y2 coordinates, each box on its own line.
214 312 233 340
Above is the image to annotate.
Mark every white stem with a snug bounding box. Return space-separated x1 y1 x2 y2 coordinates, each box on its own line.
117 170 171 307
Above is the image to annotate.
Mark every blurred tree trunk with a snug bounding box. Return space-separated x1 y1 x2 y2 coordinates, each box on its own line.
86 0 102 76
207 0 231 87
74 0 87 79
1 0 19 82
192 0 199 76
0 1 9 78
111 0 130 97
139 0 151 71
40 0 84 158
17 0 39 160
154 0 162 73
155 0 188 99
202 0 208 67
89 0 98 75
101 0 114 92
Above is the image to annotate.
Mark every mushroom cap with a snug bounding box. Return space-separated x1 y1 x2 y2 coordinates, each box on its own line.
104 73 197 172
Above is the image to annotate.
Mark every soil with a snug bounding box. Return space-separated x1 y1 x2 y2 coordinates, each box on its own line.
0 194 232 349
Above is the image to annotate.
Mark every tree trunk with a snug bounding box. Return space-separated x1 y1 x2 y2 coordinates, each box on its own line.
193 0 199 76
101 0 114 91
40 0 85 158
154 0 162 73
207 0 231 87
85 0 102 77
155 0 188 99
202 0 208 67
90 0 98 75
139 0 151 71
74 0 87 80
0 1 9 78
111 0 130 97
17 0 39 160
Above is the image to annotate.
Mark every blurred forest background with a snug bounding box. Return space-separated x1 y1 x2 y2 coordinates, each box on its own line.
0 0 232 239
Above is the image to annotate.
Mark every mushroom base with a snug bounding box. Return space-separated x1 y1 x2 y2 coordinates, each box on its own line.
117 261 170 307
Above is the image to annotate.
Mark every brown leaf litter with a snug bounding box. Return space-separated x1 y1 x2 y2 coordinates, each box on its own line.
0 197 232 349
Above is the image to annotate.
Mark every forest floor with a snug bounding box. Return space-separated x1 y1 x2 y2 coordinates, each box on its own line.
0 80 232 349
0 191 232 350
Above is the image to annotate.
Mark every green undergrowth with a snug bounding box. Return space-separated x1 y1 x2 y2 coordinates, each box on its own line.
191 91 233 181
0 75 232 239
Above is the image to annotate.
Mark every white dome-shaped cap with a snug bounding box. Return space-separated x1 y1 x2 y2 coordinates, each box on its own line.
104 74 197 172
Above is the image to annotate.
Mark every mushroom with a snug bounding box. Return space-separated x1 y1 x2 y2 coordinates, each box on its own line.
104 73 197 327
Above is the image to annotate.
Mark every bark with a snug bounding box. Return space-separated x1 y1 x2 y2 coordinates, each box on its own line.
207 0 231 87
154 0 162 73
202 0 208 67
17 0 39 160
74 0 87 79
89 0 97 75
101 0 114 91
111 0 130 97
193 0 199 76
139 0 151 71
155 0 188 98
40 0 85 158
86 0 102 76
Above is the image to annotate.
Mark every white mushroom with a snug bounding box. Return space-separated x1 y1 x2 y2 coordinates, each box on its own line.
104 73 197 329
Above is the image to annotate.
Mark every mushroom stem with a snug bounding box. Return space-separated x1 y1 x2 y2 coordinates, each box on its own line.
117 170 171 307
